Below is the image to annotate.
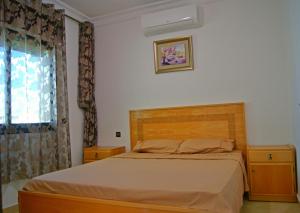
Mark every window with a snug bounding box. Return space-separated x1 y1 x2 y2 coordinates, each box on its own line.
0 29 56 128
0 46 5 124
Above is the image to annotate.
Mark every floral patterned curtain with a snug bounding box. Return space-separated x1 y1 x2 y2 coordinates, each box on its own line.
0 0 71 188
78 22 97 147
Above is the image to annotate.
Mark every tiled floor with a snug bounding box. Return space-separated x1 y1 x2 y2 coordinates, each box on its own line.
3 205 18 213
241 200 300 213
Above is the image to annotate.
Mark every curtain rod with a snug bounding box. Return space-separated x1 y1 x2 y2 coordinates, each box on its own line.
65 14 82 24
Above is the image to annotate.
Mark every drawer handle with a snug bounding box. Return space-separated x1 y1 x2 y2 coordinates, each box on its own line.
95 153 98 159
267 153 272 160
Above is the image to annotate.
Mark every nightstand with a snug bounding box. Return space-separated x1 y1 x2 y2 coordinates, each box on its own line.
83 146 126 164
247 145 297 202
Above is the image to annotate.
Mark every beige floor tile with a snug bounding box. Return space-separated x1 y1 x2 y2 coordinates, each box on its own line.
241 200 300 213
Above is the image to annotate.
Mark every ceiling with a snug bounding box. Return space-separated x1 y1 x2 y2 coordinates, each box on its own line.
60 0 168 18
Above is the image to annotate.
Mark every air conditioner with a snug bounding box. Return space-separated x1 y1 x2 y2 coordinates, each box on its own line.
141 5 203 36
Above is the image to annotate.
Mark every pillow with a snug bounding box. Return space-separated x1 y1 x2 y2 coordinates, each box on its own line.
133 139 183 154
177 138 235 154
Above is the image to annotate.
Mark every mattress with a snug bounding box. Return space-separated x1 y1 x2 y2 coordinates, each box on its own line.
23 151 248 213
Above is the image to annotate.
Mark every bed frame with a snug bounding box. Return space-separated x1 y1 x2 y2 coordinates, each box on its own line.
19 102 247 213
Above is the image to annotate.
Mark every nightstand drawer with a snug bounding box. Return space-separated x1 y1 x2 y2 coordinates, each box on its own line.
95 152 114 159
84 151 97 160
248 150 293 162
83 146 126 163
84 151 117 160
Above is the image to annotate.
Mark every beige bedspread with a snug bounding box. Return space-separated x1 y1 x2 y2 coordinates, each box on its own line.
23 151 248 213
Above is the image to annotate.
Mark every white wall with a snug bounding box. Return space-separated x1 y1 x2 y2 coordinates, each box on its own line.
1 17 83 209
287 0 300 197
65 18 84 167
95 0 294 151
2 180 26 209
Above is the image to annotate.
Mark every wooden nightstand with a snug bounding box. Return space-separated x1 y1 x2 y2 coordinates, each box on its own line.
83 146 125 164
247 145 297 202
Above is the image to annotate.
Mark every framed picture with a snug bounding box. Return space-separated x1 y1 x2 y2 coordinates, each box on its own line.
153 36 193 74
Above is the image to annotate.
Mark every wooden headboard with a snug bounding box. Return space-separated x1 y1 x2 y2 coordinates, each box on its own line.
130 102 247 158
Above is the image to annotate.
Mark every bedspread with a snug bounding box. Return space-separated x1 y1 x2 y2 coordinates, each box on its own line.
23 151 248 213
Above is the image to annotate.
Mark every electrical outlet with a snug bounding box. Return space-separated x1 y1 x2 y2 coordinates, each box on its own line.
116 132 121 137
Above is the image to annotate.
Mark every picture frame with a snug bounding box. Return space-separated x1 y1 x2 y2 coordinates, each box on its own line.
153 36 193 74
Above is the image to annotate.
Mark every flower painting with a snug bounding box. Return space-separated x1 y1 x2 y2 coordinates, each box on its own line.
153 36 193 73
161 44 186 65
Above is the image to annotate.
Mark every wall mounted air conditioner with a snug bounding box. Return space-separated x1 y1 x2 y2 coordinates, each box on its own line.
141 5 203 36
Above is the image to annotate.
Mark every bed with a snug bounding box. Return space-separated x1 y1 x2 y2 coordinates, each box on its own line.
19 102 248 213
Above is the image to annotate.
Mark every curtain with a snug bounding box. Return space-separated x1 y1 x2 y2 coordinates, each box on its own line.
0 0 71 186
78 22 97 147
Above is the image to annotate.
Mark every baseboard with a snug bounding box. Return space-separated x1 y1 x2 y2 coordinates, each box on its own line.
3 204 19 213
297 194 300 203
